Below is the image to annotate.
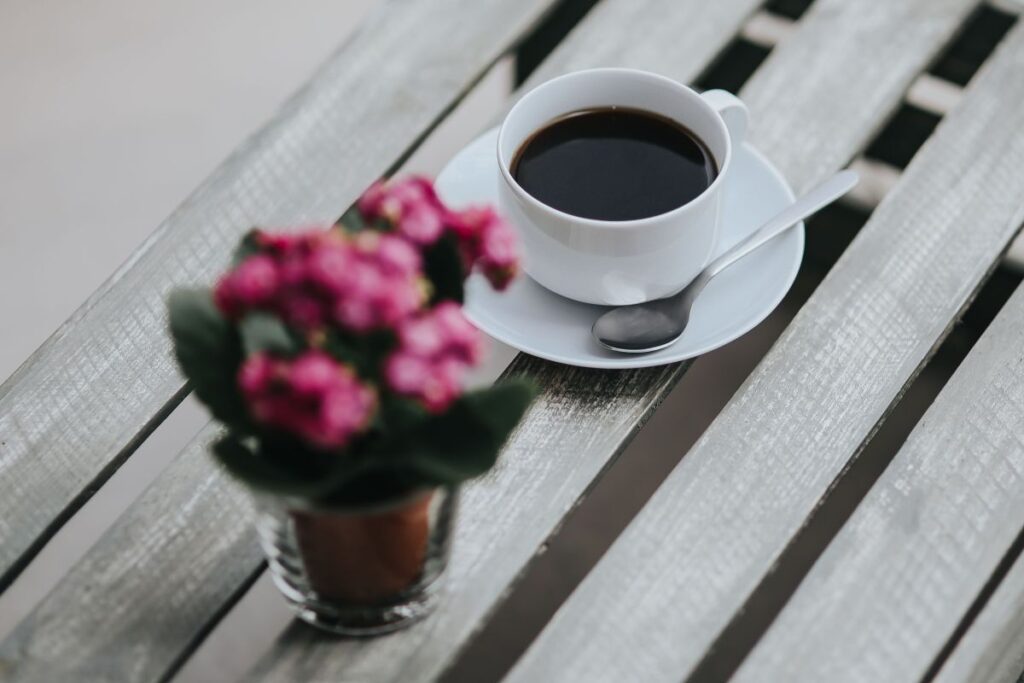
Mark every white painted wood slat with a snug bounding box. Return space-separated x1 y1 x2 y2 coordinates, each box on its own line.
0 0 561 589
735 280 1024 682
510 8 1024 683
0 431 258 683
934 552 1024 683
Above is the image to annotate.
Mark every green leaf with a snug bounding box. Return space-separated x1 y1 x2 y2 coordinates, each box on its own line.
211 434 336 497
231 230 263 266
339 204 395 234
315 470 423 508
460 379 537 438
238 312 301 356
400 379 537 484
211 379 536 501
323 328 397 379
322 330 361 367
423 234 466 304
378 395 429 433
168 289 249 429
338 205 367 233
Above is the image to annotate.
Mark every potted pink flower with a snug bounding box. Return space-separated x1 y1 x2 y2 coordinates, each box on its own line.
168 177 534 635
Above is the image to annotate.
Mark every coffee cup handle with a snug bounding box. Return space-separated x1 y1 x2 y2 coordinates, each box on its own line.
701 89 748 149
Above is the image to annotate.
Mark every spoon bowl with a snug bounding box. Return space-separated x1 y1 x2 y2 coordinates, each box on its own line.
593 304 690 353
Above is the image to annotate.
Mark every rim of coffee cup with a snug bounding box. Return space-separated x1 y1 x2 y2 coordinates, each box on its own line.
496 67 734 228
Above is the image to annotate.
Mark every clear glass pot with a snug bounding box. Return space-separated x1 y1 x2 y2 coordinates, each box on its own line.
255 486 458 636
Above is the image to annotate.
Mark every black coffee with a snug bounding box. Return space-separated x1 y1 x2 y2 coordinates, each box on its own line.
509 105 716 222
510 107 717 221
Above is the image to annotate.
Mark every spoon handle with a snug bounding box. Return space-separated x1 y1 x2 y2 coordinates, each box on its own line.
703 169 859 280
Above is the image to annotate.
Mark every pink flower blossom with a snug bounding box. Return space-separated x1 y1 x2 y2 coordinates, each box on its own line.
213 254 280 318
384 352 432 395
238 351 376 450
384 303 485 411
324 233 424 331
477 215 519 289
211 227 425 333
358 176 446 245
356 181 388 219
304 243 354 294
237 352 274 395
333 296 377 332
357 176 521 290
399 201 444 244
288 352 339 394
253 226 335 254
431 302 485 364
279 293 326 330
445 206 520 289
213 177 519 431
376 233 422 274
384 352 463 413
253 231 298 253
398 314 445 357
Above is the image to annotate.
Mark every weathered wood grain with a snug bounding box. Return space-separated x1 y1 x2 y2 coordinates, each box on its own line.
0 431 258 683
0 0 561 589
510 6 1024 683
734 280 1024 682
253 0 978 681
934 552 1024 683
0 356 684 682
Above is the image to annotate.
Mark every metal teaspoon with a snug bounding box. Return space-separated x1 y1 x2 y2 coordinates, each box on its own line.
592 169 858 353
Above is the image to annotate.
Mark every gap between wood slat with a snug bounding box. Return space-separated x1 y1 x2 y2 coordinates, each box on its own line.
933 548 1024 682
690 248 1022 682
720 21 1024 682
740 10 797 47
0 396 208 642
844 157 901 211
845 102 1024 270
923 519 1024 681
907 72 965 114
990 0 1024 15
732 246 1024 682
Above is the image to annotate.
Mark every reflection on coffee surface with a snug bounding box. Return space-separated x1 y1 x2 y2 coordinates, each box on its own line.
511 107 717 221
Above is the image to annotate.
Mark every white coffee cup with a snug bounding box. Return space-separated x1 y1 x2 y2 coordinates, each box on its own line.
496 68 748 306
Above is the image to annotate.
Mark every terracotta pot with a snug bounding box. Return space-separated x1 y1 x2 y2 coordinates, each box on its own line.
290 491 434 603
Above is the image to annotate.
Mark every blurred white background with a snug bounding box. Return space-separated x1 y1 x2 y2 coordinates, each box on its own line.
0 0 379 382
0 3 387 680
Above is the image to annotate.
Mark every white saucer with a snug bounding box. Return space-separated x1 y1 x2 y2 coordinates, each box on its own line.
435 127 804 369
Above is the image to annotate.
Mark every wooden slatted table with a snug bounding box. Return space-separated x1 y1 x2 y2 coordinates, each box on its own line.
2 0 1024 681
